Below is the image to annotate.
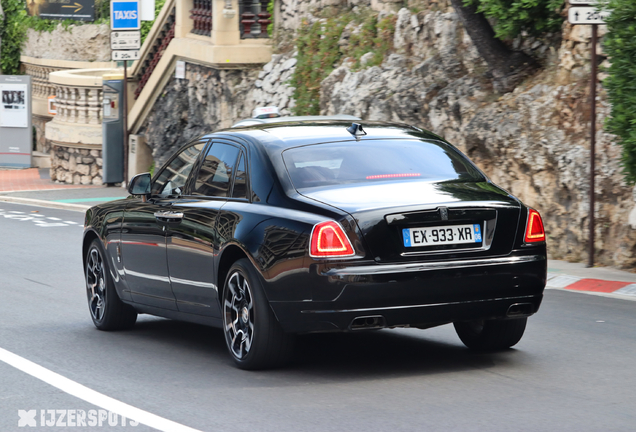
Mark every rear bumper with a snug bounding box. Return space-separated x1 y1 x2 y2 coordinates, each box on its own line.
269 253 546 333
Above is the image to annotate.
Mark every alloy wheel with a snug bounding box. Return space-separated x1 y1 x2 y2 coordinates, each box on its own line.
86 247 106 322
224 271 255 360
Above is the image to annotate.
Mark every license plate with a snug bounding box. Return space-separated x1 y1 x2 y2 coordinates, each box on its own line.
402 224 482 247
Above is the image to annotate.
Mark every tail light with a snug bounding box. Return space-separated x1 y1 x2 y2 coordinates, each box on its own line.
524 209 545 243
310 221 355 258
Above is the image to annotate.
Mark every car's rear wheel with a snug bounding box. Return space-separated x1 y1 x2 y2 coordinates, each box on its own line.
85 239 137 330
222 258 293 370
453 317 527 351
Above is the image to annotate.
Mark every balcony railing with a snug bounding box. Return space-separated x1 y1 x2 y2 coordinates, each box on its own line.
190 0 212 35
22 63 62 101
239 0 271 39
135 8 176 99
48 69 112 125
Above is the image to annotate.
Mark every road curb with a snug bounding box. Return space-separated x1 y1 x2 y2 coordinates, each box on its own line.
0 196 89 212
546 273 636 302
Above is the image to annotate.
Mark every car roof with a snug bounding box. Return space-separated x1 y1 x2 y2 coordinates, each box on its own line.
230 114 361 128
212 120 446 153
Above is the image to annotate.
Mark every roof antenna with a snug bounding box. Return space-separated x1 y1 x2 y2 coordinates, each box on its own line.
346 123 367 141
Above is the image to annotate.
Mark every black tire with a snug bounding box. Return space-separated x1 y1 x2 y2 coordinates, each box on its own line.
222 258 294 370
85 239 137 330
453 317 527 351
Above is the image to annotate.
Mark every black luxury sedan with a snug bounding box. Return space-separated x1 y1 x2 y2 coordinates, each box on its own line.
82 120 547 369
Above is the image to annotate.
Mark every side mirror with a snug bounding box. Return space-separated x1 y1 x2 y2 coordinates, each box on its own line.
128 172 151 199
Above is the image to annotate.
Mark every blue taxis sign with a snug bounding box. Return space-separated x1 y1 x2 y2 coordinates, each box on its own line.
111 0 140 30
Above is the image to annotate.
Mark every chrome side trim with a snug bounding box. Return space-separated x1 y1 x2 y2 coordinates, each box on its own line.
322 255 543 276
303 295 539 314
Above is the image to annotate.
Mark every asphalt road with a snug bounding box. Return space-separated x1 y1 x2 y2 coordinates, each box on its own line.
1 201 636 432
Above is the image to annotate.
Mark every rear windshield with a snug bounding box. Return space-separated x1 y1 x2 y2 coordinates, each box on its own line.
282 140 484 190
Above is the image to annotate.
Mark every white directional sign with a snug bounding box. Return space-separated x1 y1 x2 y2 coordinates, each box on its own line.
111 31 141 50
568 7 610 24
569 0 598 4
112 50 140 61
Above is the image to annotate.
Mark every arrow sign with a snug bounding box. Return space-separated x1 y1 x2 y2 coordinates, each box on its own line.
61 2 84 12
112 50 140 61
568 7 610 24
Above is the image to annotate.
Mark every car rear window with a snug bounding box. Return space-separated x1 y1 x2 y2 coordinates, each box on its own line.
282 140 484 190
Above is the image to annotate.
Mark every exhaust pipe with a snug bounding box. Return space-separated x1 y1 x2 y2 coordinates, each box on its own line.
506 303 534 317
350 315 386 330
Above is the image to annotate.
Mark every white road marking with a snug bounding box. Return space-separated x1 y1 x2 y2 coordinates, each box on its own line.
545 274 582 289
9 211 25 214
46 217 62 221
64 221 78 224
614 284 636 297
0 347 204 432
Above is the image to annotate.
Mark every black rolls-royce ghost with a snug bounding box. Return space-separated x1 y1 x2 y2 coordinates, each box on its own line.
82 121 547 369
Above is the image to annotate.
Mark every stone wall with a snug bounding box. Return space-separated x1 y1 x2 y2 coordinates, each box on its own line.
23 24 111 62
138 1 636 267
50 145 103 185
137 64 259 167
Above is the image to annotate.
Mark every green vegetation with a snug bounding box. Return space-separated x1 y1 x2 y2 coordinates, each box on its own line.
291 11 396 115
267 0 274 37
602 0 636 183
463 0 563 39
346 13 396 70
0 0 110 74
291 17 348 115
140 0 166 44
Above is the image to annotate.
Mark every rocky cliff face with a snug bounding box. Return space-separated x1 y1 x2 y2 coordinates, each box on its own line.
138 65 259 167
23 23 111 62
138 1 636 267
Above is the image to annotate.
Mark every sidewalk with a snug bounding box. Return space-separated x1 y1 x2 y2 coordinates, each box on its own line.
0 168 128 211
547 261 636 300
1 168 636 301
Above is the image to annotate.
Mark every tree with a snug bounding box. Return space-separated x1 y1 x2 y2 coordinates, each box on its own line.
449 0 538 93
0 0 4 74
603 0 636 183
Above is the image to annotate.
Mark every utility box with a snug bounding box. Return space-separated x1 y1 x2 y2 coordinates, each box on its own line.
102 73 125 184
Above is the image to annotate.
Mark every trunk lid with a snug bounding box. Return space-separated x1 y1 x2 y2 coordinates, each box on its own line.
299 181 521 262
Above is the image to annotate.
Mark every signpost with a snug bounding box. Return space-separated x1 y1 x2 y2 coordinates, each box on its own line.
110 0 141 185
568 7 610 25
111 31 141 50
568 1 608 267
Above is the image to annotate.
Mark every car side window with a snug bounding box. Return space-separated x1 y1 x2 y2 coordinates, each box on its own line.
152 142 206 197
231 152 247 199
192 143 241 197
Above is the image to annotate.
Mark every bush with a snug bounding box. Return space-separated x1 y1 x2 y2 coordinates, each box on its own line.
291 11 396 115
291 17 348 115
463 0 563 39
603 0 636 183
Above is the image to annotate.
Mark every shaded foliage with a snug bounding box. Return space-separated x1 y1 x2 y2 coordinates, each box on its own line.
463 0 563 39
602 0 636 183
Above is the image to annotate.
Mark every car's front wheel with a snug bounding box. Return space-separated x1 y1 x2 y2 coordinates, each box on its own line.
85 239 137 330
453 317 527 351
222 258 293 370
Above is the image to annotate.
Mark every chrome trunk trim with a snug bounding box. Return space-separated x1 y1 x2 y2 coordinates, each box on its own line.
322 255 543 276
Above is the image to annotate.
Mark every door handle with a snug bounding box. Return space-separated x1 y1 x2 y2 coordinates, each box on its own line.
154 211 184 222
